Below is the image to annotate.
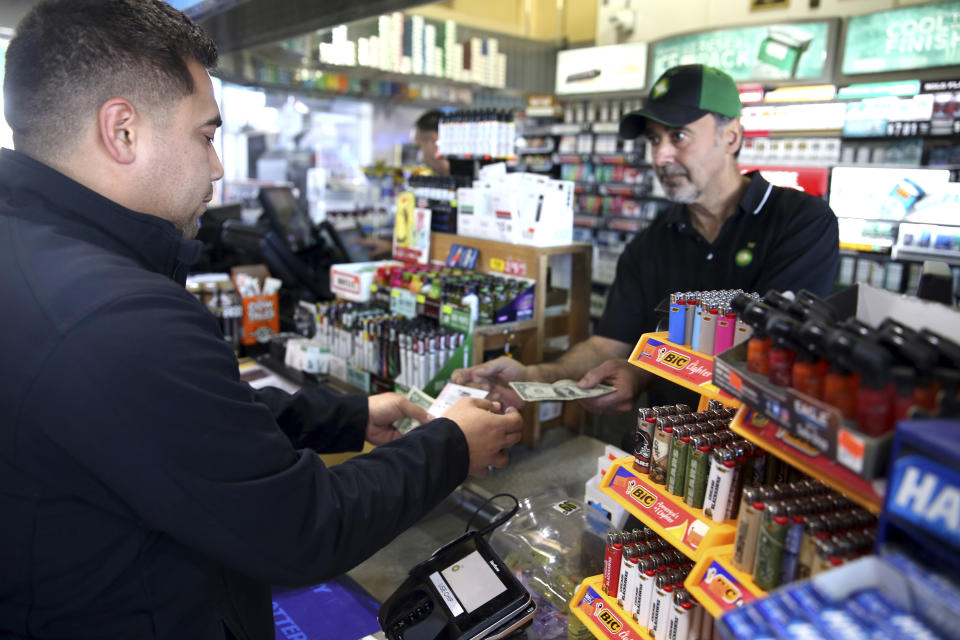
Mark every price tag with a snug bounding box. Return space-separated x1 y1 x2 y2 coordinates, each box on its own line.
390 288 418 319
885 120 926 137
346 366 371 393
504 260 527 276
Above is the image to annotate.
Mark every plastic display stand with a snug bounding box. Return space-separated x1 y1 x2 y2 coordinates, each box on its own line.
571 333 746 638
569 576 651 640
599 458 738 562
628 332 741 411
684 544 767 618
729 406 884 514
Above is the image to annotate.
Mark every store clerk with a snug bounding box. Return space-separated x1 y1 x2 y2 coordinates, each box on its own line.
452 64 840 415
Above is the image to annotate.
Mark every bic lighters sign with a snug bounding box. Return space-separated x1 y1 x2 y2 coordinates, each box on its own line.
637 337 714 387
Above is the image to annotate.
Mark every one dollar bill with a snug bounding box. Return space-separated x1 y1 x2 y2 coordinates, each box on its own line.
509 379 615 402
393 386 437 435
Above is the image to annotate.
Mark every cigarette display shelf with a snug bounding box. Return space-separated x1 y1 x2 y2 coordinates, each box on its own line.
599 457 738 562
683 544 767 618
569 575 652 640
628 332 742 411
729 405 884 514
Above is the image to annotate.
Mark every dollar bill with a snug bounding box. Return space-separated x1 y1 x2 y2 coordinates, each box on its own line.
393 386 437 435
509 379 615 402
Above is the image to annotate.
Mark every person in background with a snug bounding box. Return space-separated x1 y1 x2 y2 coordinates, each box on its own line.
453 64 839 417
0 1 523 639
413 109 452 175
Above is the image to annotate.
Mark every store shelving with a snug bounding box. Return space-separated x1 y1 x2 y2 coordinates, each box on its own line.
628 332 741 411
729 405 885 514
556 153 645 165
599 457 738 561
684 544 767 618
569 576 652 640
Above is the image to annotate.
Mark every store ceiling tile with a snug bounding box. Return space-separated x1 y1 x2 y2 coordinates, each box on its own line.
201 0 431 54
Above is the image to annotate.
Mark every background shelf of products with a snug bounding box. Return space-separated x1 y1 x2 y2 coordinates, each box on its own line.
557 85 960 306
427 233 592 447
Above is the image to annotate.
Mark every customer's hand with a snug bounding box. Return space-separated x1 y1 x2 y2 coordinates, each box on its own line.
576 359 651 415
365 392 429 445
444 397 524 478
451 356 528 410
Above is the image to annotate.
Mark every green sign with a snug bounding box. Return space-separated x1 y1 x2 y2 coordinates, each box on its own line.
440 304 473 334
837 80 920 100
651 21 832 82
843 1 960 74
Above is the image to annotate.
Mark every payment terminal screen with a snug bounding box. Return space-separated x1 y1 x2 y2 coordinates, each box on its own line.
440 550 506 614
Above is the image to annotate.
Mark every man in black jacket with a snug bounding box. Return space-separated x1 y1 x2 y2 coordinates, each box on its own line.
0 1 523 639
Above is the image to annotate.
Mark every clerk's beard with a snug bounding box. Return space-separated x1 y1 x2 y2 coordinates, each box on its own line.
657 165 700 204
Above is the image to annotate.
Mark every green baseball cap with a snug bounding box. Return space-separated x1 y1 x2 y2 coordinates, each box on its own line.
619 64 742 139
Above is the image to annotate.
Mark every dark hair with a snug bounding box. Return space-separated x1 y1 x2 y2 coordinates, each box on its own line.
713 113 742 159
4 0 218 160
415 109 443 134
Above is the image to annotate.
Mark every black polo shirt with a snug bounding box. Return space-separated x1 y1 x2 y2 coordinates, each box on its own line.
597 171 840 345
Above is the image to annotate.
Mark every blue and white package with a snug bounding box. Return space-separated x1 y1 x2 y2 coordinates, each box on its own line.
842 597 897 640
755 592 814 640
723 603 778 640
789 583 874 640
850 589 946 640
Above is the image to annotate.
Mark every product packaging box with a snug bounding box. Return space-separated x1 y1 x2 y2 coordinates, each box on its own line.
456 168 574 246
230 264 279 346
329 260 403 302
712 283 960 479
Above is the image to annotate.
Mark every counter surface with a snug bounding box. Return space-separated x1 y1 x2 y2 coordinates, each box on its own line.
347 429 608 603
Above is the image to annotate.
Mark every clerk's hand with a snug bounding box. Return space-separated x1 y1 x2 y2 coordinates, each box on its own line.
576 359 651 415
365 392 429 445
451 356 528 410
444 397 524 478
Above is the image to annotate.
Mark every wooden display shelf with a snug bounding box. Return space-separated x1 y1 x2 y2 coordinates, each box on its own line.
599 458 738 562
570 576 652 640
429 232 592 447
628 332 740 410
684 544 767 618
730 406 884 514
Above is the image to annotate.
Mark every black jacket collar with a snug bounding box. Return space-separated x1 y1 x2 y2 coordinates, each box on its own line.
0 148 202 284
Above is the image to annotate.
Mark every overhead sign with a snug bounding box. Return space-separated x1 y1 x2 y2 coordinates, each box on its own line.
842 0 960 75
555 42 647 95
837 80 921 100
763 84 837 102
651 21 834 82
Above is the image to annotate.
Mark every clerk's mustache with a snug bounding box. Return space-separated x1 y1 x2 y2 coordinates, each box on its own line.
658 165 689 180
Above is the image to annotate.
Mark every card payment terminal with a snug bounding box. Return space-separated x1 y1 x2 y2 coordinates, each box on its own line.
378 531 535 640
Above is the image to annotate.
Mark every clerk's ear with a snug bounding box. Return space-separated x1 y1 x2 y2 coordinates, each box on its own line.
98 98 140 165
726 119 744 156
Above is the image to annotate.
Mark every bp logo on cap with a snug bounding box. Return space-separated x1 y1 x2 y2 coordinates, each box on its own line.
652 78 669 99
735 249 753 267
